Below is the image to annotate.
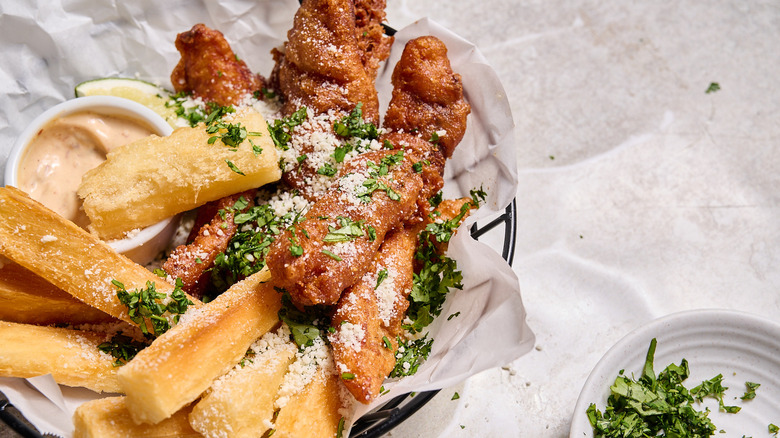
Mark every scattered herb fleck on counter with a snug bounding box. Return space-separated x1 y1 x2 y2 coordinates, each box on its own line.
706 82 721 94
586 338 752 437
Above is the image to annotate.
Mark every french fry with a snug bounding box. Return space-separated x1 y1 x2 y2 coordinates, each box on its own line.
189 327 297 438
272 366 347 438
0 187 201 329
117 268 282 424
74 396 200 438
0 260 116 325
0 260 116 326
78 109 281 239
0 321 120 393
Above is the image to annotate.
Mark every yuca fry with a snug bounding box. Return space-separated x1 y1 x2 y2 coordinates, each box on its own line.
0 187 201 329
117 268 282 424
78 109 280 239
0 321 120 393
189 327 297 438
271 366 346 438
74 396 200 438
0 260 116 326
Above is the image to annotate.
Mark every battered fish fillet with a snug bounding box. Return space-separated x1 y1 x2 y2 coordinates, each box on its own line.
265 150 422 306
353 0 394 79
171 23 264 107
271 0 381 123
329 225 416 403
330 198 477 403
163 190 255 298
382 36 471 159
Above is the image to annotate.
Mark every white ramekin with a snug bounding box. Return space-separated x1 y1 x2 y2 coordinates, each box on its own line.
4 95 178 265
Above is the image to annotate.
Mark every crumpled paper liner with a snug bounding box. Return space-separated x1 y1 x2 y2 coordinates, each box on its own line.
0 2 534 436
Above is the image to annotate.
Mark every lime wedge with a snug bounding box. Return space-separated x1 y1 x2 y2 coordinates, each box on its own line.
74 78 179 127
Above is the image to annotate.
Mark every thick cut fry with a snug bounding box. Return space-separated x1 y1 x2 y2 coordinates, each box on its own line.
74 396 200 438
0 260 115 326
78 109 280 239
189 328 297 438
0 321 120 393
117 268 282 424
0 187 200 328
272 367 346 438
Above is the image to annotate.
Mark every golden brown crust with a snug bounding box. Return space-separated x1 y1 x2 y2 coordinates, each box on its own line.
383 36 471 158
273 0 380 123
266 150 423 306
171 23 264 106
330 226 416 402
163 190 256 298
353 0 394 79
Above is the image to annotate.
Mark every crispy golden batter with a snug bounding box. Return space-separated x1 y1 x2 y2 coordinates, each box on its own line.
171 23 264 106
163 190 255 298
0 261 116 326
266 150 422 306
272 0 380 123
329 226 416 402
382 131 445 209
353 0 394 79
383 36 471 158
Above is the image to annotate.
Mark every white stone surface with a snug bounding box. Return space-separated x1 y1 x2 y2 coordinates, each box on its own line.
385 0 780 437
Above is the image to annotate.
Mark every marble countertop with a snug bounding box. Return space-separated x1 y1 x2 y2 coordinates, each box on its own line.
2 1 779 437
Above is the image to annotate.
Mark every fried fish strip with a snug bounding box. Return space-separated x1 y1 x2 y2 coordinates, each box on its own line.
171 23 265 107
272 0 381 123
382 36 471 159
353 0 394 79
266 150 422 306
329 225 416 402
163 190 256 298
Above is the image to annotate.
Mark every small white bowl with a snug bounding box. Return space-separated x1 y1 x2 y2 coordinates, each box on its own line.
4 95 178 265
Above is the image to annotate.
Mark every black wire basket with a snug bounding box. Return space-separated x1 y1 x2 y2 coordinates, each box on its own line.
0 199 516 437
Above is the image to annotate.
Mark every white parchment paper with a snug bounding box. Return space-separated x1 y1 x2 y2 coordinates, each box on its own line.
0 1 534 435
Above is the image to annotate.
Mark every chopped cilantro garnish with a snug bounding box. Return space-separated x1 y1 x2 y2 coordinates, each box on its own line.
740 381 760 400
390 336 433 378
225 160 245 175
341 372 355 380
333 103 379 140
268 107 308 151
337 418 346 438
321 249 342 261
586 338 744 437
97 332 149 366
277 291 331 348
375 269 388 289
317 162 338 177
323 217 365 243
113 279 193 336
211 202 302 293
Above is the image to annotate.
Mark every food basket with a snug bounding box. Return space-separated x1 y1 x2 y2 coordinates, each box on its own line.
0 199 517 437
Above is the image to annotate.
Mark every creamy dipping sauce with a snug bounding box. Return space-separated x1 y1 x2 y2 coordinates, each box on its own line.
17 111 154 228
